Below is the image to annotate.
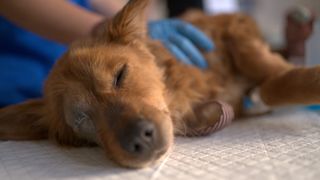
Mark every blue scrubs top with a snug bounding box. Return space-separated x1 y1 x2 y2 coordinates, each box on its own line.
0 0 90 107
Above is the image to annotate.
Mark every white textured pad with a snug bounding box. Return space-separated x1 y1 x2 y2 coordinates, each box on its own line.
1 109 320 180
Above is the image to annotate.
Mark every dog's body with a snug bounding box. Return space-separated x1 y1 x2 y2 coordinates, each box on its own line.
1 0 320 168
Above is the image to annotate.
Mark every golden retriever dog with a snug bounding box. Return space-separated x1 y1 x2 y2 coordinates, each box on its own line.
1 0 320 168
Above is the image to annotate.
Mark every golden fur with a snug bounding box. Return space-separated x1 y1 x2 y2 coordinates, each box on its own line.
1 0 320 168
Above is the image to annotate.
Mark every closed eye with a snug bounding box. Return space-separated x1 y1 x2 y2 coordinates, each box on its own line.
113 64 128 88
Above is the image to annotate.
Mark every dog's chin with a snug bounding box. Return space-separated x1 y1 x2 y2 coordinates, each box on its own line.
116 145 172 169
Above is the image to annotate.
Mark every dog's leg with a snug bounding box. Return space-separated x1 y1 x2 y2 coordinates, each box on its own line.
259 66 320 106
0 99 48 140
228 38 320 106
226 15 294 84
175 100 234 136
226 18 320 106
230 40 294 83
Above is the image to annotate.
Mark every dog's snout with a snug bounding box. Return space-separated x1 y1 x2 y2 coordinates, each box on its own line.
119 119 161 157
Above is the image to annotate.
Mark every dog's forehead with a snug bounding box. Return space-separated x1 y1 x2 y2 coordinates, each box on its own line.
61 44 151 93
68 44 142 64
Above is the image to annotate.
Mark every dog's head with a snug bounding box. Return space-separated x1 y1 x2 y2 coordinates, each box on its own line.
0 0 173 168
47 0 174 168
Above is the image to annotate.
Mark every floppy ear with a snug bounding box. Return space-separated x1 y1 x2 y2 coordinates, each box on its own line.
94 0 149 43
0 99 48 140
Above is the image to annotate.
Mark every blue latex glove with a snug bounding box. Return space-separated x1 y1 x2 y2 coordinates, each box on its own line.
148 19 214 69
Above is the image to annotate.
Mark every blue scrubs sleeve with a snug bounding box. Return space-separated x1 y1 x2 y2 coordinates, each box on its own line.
0 0 91 107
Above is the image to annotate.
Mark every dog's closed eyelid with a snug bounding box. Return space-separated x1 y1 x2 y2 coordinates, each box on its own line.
113 64 128 88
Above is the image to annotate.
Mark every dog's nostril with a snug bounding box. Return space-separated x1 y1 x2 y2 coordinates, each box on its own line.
125 140 144 154
141 122 155 142
144 129 153 138
133 142 142 153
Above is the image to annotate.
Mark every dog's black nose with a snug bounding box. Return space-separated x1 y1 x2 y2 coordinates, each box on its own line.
119 120 157 156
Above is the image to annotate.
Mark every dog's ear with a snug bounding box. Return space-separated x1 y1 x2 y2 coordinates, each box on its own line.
0 99 48 140
94 0 149 43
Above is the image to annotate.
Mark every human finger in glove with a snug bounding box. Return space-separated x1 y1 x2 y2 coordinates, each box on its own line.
148 19 215 69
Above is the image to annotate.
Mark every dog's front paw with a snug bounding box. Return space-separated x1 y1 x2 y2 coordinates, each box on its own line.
185 100 234 136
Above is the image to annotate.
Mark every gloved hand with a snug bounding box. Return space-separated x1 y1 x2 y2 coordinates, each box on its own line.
148 19 214 69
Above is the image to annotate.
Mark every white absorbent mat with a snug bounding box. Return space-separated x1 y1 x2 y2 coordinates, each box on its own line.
1 109 320 180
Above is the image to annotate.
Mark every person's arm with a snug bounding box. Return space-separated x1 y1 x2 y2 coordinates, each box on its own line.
89 0 160 20
89 0 127 17
0 0 104 44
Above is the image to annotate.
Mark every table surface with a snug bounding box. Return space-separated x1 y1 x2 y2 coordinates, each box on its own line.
1 108 320 180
